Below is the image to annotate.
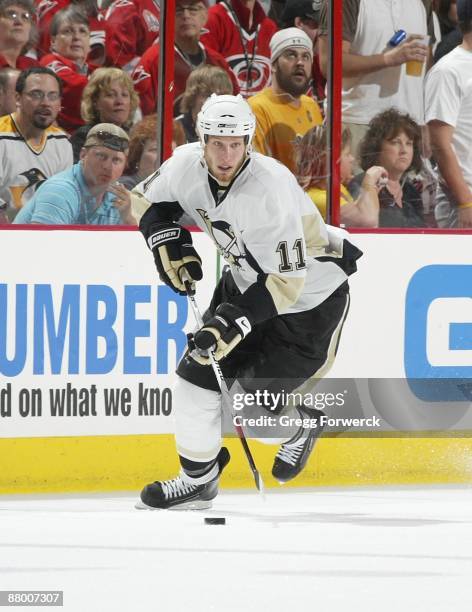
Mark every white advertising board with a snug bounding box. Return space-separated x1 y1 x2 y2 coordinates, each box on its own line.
1 230 472 438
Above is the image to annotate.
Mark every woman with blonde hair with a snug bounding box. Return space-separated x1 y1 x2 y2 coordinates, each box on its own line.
296 124 387 227
70 66 139 161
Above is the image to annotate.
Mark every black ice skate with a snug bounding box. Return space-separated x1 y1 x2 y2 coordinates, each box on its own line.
136 447 230 510
272 407 325 483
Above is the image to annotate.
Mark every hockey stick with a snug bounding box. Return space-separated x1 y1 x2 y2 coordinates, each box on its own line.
183 278 265 496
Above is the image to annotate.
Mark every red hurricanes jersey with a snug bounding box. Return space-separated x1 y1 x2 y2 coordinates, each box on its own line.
132 42 240 116
39 53 92 133
100 0 159 71
200 0 277 97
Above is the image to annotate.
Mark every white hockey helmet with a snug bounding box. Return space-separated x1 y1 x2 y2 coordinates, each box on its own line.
196 94 256 144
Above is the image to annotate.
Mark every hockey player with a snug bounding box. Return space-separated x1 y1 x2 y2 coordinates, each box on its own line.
136 94 361 510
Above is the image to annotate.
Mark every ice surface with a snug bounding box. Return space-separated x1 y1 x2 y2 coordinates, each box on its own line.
1 486 472 611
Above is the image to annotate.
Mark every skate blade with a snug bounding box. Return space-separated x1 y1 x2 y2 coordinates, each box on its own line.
135 500 213 511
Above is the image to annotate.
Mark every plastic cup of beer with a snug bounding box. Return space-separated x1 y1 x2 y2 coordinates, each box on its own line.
406 35 430 77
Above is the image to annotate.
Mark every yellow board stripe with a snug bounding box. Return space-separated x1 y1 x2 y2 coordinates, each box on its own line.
2 433 472 494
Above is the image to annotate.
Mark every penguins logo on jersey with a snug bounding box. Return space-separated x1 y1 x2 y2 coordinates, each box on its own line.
9 168 47 209
196 209 245 268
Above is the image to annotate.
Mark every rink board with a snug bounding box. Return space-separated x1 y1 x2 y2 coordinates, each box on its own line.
2 434 472 494
1 229 472 492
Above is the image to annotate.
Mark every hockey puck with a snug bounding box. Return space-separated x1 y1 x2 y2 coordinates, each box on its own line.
204 517 226 525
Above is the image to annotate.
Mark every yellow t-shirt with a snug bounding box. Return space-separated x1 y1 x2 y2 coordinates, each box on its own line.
248 88 322 174
306 184 353 220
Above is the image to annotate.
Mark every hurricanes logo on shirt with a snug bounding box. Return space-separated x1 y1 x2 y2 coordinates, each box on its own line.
225 53 272 97
196 209 245 268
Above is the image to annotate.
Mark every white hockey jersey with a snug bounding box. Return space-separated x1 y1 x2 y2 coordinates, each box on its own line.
137 142 360 317
0 114 73 220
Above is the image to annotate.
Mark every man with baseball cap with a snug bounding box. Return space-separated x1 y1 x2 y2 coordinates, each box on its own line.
248 27 322 174
426 0 472 228
14 123 137 225
281 0 321 31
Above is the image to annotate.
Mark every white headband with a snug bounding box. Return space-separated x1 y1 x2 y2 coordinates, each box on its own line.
270 27 313 63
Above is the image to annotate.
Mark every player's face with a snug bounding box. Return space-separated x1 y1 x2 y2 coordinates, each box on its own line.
95 79 131 126
0 4 32 48
80 145 127 191
175 1 207 42
273 48 312 98
51 19 91 65
17 74 61 130
378 131 414 179
204 136 247 184
340 145 354 184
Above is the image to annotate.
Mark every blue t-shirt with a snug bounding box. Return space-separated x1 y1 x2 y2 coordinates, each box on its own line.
14 163 123 225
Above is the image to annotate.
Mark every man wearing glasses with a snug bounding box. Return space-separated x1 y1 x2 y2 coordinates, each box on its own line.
0 0 38 70
14 123 137 225
0 66 72 221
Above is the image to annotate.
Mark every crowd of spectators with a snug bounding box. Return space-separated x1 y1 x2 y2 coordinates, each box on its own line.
0 0 470 229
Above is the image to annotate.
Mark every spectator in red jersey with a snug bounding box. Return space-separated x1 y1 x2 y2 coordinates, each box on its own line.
39 6 93 133
133 0 239 117
200 0 278 98
0 0 39 70
70 66 138 162
35 1 104 63
0 66 19 114
281 0 325 102
99 0 157 74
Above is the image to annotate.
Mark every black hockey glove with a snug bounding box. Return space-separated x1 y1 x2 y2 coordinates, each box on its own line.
147 222 203 295
192 303 253 363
